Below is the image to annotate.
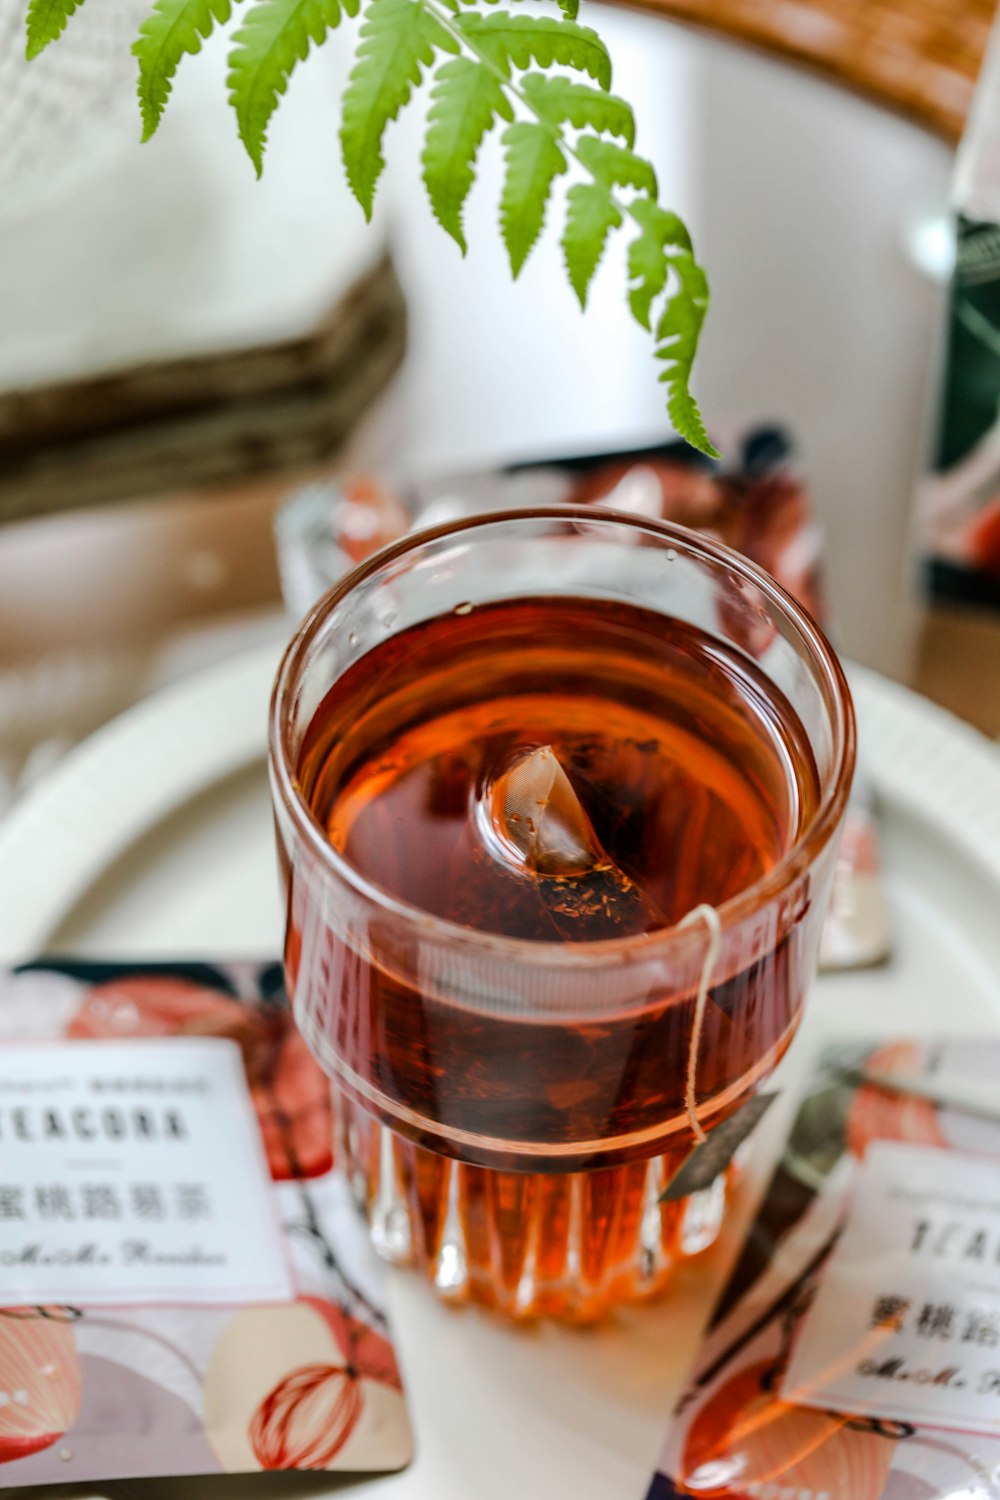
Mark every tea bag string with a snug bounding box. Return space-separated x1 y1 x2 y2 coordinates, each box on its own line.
678 903 723 1146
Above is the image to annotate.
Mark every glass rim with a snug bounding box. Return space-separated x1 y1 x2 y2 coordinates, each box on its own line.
269 505 857 968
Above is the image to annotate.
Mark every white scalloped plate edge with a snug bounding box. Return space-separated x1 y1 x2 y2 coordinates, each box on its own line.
0 645 998 965
0 644 282 963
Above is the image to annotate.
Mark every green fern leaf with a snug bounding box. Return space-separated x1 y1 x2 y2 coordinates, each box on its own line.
458 12 611 89
499 120 566 277
133 0 235 139
520 73 633 146
575 134 656 195
25 0 84 59
655 251 717 457
227 0 357 175
626 195 691 330
341 0 457 218
421 57 511 251
562 181 620 308
132 0 235 138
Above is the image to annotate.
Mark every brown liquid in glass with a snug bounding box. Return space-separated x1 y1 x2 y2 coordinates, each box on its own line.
289 596 820 1317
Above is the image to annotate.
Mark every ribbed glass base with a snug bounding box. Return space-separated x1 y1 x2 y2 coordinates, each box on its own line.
337 1093 732 1323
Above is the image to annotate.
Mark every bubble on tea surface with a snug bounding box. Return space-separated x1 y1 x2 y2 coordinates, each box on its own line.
477 746 666 937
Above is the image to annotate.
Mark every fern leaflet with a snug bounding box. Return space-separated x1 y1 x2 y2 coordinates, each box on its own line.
575 134 656 196
134 0 235 140
457 11 611 89
455 0 577 9
341 0 457 217
499 121 566 277
25 0 83 59
422 57 511 251
228 0 358 175
626 196 691 330
520 73 633 146
655 251 717 457
562 181 620 308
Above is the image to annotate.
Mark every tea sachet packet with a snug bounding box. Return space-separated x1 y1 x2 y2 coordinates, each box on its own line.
477 744 667 939
0 959 413 1488
275 424 890 971
648 1036 1000 1500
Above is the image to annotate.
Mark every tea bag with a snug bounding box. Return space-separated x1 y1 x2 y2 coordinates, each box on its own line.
490 746 605 876
478 746 666 938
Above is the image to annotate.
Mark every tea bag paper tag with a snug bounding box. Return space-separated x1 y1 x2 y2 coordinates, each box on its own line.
782 1141 1000 1435
0 1037 293 1306
660 1092 777 1202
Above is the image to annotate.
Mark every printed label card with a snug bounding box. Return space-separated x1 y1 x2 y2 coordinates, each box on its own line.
0 1038 292 1306
784 1141 1000 1436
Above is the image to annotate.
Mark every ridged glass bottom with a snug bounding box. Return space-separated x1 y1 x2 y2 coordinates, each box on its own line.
336 1093 733 1323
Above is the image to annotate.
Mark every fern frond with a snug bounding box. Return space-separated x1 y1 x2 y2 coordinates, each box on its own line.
133 0 234 140
575 134 656 196
520 73 633 146
341 0 457 217
499 120 566 277
654 252 717 457
457 11 610 89
25 0 84 59
626 196 690 330
228 0 357 175
562 181 620 308
421 57 511 251
26 0 716 454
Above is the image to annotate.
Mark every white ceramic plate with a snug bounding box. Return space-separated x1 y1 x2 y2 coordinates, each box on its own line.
1 646 1000 1500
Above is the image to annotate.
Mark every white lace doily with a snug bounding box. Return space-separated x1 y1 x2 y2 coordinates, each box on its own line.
0 0 147 219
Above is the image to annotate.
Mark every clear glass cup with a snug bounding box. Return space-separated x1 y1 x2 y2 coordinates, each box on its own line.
269 508 856 1321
